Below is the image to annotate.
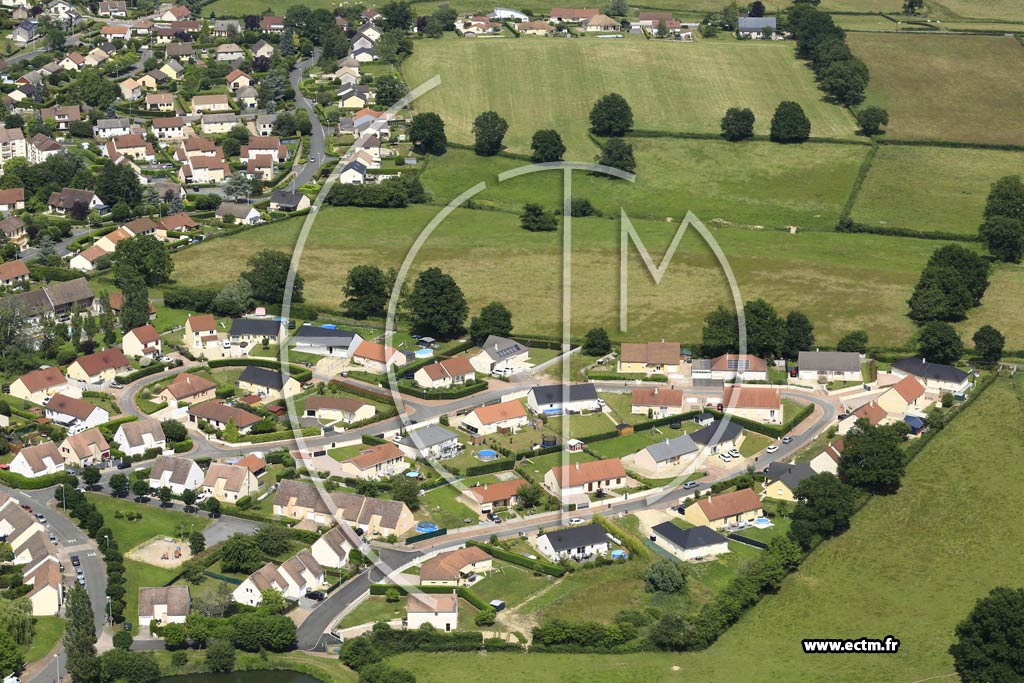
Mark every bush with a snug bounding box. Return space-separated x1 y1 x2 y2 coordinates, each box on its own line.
112 631 133 650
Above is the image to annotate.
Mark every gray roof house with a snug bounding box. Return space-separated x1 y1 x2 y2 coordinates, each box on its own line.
229 318 283 340
291 325 364 357
798 351 862 375
690 419 743 447
238 365 289 391
737 16 777 34
891 357 969 385
643 433 698 464
527 384 600 414
764 461 816 497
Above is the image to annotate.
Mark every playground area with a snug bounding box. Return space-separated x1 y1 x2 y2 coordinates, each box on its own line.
126 536 193 569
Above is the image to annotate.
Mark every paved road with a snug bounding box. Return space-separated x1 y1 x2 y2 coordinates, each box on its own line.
6 33 83 66
287 49 331 189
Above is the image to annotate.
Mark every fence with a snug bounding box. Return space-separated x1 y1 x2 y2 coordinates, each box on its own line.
728 534 768 550
405 527 447 545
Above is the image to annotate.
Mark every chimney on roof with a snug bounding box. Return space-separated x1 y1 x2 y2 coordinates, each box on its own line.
575 462 579 470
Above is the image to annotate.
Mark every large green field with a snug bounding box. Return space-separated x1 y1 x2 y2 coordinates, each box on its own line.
394 375 1024 682
403 35 857 156
850 33 1024 146
173 202 1024 346
422 140 868 230
851 145 1024 235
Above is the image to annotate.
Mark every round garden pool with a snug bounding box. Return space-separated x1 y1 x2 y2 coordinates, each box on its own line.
416 521 438 533
477 449 498 461
414 348 434 359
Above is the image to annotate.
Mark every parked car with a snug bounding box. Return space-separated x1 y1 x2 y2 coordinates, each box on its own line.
117 461 131 469
35 514 47 524
683 481 700 490
110 381 123 389
158 356 173 364
568 517 584 526
70 555 80 567
765 444 779 454
728 449 741 459
719 454 730 463
782 436 793 444
49 534 57 544
306 591 326 601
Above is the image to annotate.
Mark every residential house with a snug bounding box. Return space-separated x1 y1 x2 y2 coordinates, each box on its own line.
191 94 230 115
338 158 367 185
737 16 778 38
10 442 65 478
259 15 285 33
331 491 415 537
236 365 301 402
548 7 599 22
338 85 370 109
837 400 888 436
0 260 29 288
11 20 38 43
890 357 971 396
527 384 601 415
179 152 231 184
460 400 528 436
215 43 245 62
165 42 195 62
692 353 768 382
268 190 310 212
536 523 608 561
396 424 462 460
350 46 375 62
877 374 926 416
117 322 159 357
617 341 680 375
689 418 744 456
310 525 356 570
137 70 169 90
517 20 552 35
106 134 155 163
633 433 698 474
58 51 86 71
131 19 154 35
151 116 187 142
158 5 191 21
27 134 64 164
40 104 81 131
636 10 672 28
406 592 458 632
97 0 127 17
273 479 335 526
99 24 129 39
0 216 28 251
650 522 728 561
0 128 26 168
544 459 627 499
414 356 476 389
48 187 103 215
232 551 323 605
148 455 204 495
797 351 862 383
211 19 240 36
145 92 175 112
162 59 185 80
109 291 155 320
338 443 408 480
69 246 109 272
58 428 109 467
351 341 406 373
682 488 763 530
183 314 219 355
94 117 133 139
216 202 262 224
188 401 261 434
45 393 109 429
93 226 134 254
225 69 252 89
582 13 619 30
252 39 274 59
122 216 158 238
228 318 284 346
138 586 190 625
462 478 526 515
156 213 198 238
304 395 375 424
722 386 782 424
118 77 141 100
419 546 492 586
470 335 530 375
630 387 685 417
291 325 363 357
202 462 259 503
809 439 844 475
12 277 95 321
763 461 816 502
114 419 166 458
66 348 130 384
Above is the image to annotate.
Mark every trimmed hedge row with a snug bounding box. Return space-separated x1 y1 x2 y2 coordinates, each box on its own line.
705 402 814 439
244 426 321 444
369 583 491 611
463 458 517 477
393 379 489 400
836 217 979 243
115 363 172 385
587 372 668 383
466 540 566 577
207 357 313 383
592 513 650 561
0 469 69 490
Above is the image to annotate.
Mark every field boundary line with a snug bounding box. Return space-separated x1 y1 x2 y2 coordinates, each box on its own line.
839 141 878 222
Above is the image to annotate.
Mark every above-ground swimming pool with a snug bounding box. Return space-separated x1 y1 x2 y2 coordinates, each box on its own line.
416 522 438 533
611 550 628 560
414 348 434 359
406 471 419 478
478 449 498 461
754 517 772 528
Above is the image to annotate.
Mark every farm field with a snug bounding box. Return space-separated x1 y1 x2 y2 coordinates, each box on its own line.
849 33 1024 145
173 204 1024 346
851 144 1023 235
402 35 857 156
927 0 1024 20
421 140 868 230
396 376 1024 683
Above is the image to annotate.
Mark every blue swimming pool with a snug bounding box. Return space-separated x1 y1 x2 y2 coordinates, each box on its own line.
414 348 434 359
416 522 438 533
611 550 628 560
478 449 498 461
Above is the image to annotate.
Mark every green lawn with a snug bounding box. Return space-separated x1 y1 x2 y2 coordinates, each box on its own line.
852 144 1024 235
125 559 180 633
173 204 1024 347
417 485 479 530
588 425 698 460
338 597 405 628
737 431 773 458
396 377 1024 682
403 35 857 156
86 494 211 551
850 33 1024 145
516 450 597 483
22 616 64 664
470 560 555 607
420 140 867 231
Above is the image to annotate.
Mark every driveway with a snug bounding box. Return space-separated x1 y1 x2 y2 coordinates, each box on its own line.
204 514 260 545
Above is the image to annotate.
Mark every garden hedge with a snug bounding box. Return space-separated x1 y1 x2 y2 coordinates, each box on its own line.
466 540 566 577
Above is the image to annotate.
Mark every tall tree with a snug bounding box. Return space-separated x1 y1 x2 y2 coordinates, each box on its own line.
113 235 173 288
782 310 814 360
65 583 100 683
950 587 1024 683
972 325 1004 367
472 111 509 156
836 330 868 353
918 321 963 365
788 472 857 550
983 175 1024 221
594 138 636 174
408 267 468 339
589 93 633 136
581 327 612 356
770 101 811 143
343 264 390 319
468 301 513 344
519 203 558 232
720 107 755 141
242 249 303 304
408 112 446 155
979 215 1024 263
855 106 888 136
530 129 566 163
838 421 907 494
379 0 414 30
373 74 406 108
744 298 785 359
119 276 151 333
702 305 738 357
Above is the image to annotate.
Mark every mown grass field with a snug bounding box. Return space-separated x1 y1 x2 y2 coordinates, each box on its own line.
86 494 211 550
403 35 857 156
851 144 1024 235
395 376 1024 683
850 33 1024 145
175 202 1024 346
422 140 868 230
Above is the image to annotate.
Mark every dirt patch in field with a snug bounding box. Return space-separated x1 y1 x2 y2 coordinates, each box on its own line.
126 536 193 568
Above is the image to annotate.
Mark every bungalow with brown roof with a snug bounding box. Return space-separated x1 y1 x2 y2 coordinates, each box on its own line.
0 187 25 214
225 69 252 89
304 395 376 424
461 478 527 514
617 341 681 375
631 387 685 417
549 7 599 22
544 459 627 498
139 585 190 625
460 400 528 436
838 400 889 435
189 401 261 434
114 418 166 458
67 348 130 384
351 341 406 373
338 443 408 480
48 188 102 215
158 372 216 408
722 386 782 424
10 367 72 404
420 546 492 586
145 92 175 112
877 375 927 417
682 488 763 530
413 356 476 389
190 94 230 115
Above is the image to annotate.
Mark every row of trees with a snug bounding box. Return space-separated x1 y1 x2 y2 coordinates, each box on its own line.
790 4 869 106
908 244 990 323
979 175 1024 264
342 264 468 339
721 102 814 143
701 299 815 360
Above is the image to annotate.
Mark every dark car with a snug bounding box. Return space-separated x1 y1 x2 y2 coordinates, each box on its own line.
117 461 131 469
306 591 326 601
70 555 81 567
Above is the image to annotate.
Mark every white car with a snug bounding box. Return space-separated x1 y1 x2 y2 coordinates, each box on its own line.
728 449 742 459
766 444 779 454
568 517 585 526
222 340 232 349
719 454 731 463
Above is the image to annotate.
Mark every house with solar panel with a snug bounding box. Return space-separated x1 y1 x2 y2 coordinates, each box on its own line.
291 325 364 357
469 335 529 376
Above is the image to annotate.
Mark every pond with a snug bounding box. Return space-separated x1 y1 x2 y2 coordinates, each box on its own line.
159 671 321 683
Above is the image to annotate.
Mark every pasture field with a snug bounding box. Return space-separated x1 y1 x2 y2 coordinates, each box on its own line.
421 140 868 230
851 144 1023 235
402 35 857 156
849 33 1024 145
395 376 1024 683
175 203 1022 346
927 0 1024 20
203 0 338 16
